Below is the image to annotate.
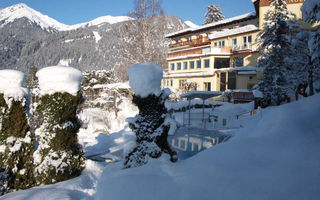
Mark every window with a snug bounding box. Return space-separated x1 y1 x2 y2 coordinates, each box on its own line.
177 63 182 70
204 82 211 91
171 63 175 70
204 59 210 68
228 72 236 90
190 61 195 69
214 58 230 69
186 36 191 41
243 35 252 48
219 40 225 47
214 42 217 46
197 60 201 69
167 80 169 86
170 80 173 87
184 62 188 69
232 38 237 46
235 57 244 67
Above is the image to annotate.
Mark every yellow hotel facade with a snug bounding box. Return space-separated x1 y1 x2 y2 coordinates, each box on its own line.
163 0 305 92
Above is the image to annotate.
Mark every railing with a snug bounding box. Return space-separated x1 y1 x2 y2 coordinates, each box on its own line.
169 38 211 49
232 43 252 52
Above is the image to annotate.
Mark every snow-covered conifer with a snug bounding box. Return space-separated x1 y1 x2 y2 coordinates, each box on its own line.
257 0 298 106
302 0 320 95
33 66 85 184
0 70 34 193
124 63 177 168
203 4 225 25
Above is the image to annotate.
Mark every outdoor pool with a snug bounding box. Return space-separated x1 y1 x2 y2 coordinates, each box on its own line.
168 127 231 160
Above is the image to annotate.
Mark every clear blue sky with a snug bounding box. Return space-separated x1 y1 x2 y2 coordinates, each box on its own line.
0 0 255 25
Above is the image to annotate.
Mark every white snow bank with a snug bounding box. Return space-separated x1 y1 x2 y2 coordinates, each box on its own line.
128 63 163 98
36 66 82 95
0 160 104 200
0 69 28 102
95 94 320 200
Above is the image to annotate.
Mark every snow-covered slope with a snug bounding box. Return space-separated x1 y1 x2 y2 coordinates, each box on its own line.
94 94 320 200
0 3 68 31
184 20 199 28
0 3 132 32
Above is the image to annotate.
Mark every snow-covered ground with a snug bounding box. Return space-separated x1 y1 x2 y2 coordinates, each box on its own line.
1 94 319 200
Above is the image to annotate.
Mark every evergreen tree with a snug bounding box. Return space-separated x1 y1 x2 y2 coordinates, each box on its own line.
33 92 85 185
124 90 177 168
0 93 34 193
302 0 320 95
203 4 225 25
257 0 298 106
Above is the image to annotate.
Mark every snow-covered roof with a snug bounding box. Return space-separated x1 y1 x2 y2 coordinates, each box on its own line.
36 65 82 95
208 24 259 40
164 66 257 78
180 91 223 100
166 12 257 38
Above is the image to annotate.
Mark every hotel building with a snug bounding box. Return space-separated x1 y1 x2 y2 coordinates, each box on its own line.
163 0 306 92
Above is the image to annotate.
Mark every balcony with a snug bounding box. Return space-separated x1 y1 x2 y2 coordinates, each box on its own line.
169 37 211 49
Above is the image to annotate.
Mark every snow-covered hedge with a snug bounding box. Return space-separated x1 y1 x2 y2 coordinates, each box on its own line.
33 66 85 184
0 70 34 194
124 63 177 168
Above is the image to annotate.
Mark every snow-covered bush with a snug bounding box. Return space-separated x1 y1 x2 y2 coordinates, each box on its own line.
33 66 85 184
0 70 34 193
124 63 177 168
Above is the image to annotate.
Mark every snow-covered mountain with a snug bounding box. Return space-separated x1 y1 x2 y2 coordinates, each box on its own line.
0 4 187 78
0 3 132 31
0 3 68 31
66 15 133 30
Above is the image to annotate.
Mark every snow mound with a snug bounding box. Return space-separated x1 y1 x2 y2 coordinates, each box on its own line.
0 3 68 31
128 63 163 98
0 69 27 102
36 66 82 95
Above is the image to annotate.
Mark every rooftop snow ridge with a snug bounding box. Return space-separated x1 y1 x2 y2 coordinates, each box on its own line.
166 12 257 38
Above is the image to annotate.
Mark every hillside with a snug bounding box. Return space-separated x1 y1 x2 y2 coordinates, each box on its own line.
0 4 187 80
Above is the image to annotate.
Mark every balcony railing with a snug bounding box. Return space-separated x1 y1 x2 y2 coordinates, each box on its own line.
232 43 253 52
169 38 211 49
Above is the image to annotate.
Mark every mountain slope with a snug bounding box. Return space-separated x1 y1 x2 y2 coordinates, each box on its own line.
0 3 68 31
0 4 188 80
